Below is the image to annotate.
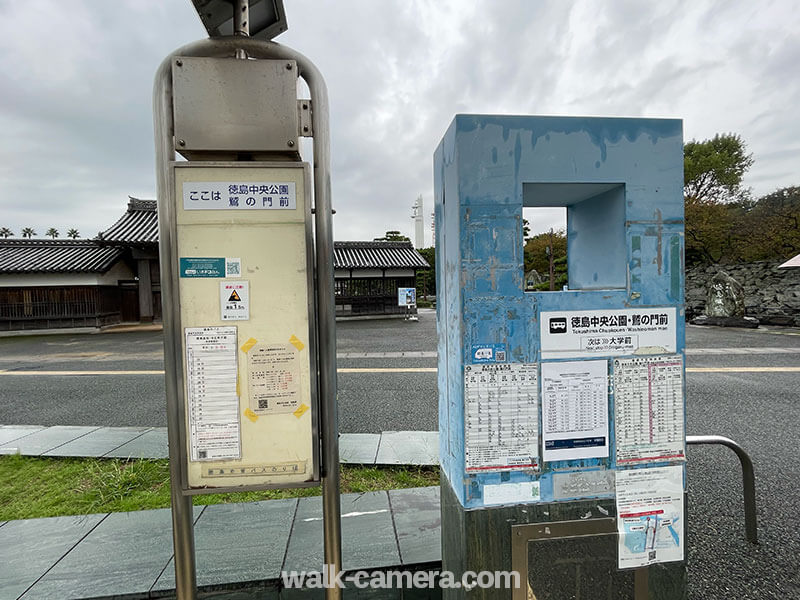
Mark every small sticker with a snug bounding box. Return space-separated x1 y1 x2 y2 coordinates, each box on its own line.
225 258 241 278
244 408 258 423
471 343 507 364
483 481 541 506
293 403 310 418
220 281 249 321
241 337 258 353
180 257 225 278
289 335 305 351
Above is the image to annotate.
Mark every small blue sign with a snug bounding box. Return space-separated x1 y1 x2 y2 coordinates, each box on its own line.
470 343 507 364
180 257 226 278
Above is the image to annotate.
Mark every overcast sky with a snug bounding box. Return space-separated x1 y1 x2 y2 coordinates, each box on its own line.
1 0 798 245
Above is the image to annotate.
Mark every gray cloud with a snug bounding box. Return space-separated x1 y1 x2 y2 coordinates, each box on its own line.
0 0 797 244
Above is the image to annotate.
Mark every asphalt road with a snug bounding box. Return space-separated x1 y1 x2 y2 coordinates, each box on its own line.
1 313 799 597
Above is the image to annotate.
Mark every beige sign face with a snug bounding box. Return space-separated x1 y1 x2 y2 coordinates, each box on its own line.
175 163 317 490
248 343 300 415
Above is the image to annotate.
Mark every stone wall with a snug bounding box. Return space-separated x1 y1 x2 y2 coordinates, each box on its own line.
686 261 800 326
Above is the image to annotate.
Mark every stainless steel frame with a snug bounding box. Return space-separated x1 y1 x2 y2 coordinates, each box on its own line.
154 36 340 600
510 518 648 600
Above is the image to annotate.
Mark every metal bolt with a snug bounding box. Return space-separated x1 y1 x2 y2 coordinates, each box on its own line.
176 59 183 67
178 139 186 147
302 103 308 110
286 62 293 70
287 140 295 147
303 126 309 132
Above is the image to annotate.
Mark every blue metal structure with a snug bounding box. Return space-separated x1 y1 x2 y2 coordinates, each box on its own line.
434 114 685 509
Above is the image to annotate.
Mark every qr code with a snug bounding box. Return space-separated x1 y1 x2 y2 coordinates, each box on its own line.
258 399 270 409
198 450 207 459
649 551 657 560
226 260 240 276
496 350 506 362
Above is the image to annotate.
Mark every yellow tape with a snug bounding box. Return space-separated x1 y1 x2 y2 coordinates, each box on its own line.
244 408 258 423
241 338 258 353
293 403 309 418
289 335 305 351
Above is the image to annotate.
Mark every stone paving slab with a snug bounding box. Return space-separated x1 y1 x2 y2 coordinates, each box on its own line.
0 425 101 456
0 514 106 600
42 426 152 457
285 491 401 573
103 427 169 459
21 508 182 599
340 433 380 464
152 498 297 592
389 486 441 565
0 425 46 446
376 431 439 466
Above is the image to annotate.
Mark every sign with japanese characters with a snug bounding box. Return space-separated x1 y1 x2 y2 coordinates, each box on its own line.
219 281 249 321
183 181 296 210
540 307 676 359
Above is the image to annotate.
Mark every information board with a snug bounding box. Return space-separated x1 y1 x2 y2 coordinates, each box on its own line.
174 163 317 491
464 363 539 472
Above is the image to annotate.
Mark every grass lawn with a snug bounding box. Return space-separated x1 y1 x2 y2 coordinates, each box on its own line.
0 454 439 521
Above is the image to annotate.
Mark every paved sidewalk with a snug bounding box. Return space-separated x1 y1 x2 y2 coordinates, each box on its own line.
0 486 441 600
0 425 440 466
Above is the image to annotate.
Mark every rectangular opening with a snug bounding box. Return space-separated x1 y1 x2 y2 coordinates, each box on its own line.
523 183 626 291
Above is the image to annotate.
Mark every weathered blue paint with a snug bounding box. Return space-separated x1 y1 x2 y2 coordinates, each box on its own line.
434 114 685 509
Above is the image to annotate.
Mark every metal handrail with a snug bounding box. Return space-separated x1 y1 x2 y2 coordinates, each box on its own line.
687 434 758 544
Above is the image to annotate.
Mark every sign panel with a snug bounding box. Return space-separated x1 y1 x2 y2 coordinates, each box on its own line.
185 327 240 461
470 343 507 364
540 307 677 359
174 163 317 490
613 355 685 465
397 287 416 306
541 359 609 462
247 343 301 415
616 465 684 569
220 281 250 321
464 363 539 472
183 181 297 210
180 257 242 278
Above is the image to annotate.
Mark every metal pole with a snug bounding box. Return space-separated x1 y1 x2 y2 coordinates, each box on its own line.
232 0 249 59
153 55 197 600
154 36 341 598
687 434 758 544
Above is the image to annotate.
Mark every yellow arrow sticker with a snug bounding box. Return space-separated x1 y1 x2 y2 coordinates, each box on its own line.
289 335 305 351
293 403 309 418
244 408 258 423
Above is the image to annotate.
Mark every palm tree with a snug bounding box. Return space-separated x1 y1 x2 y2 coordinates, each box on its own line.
46 228 59 239
21 227 36 239
67 228 80 239
0 227 12 238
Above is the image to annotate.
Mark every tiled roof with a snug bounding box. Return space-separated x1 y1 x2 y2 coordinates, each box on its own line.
97 197 158 245
334 241 430 270
0 240 125 274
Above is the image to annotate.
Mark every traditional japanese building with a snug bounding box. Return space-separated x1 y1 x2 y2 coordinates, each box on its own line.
0 239 134 331
0 198 430 330
333 241 429 317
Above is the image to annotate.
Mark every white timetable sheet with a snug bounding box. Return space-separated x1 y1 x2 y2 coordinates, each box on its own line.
464 363 539 472
613 355 685 464
185 327 241 461
541 360 609 462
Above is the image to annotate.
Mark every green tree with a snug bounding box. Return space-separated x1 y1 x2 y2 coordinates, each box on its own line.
46 228 59 239
20 227 36 239
523 229 567 290
683 133 754 265
742 186 800 261
374 230 410 242
0 227 12 238
67 228 80 239
416 246 436 297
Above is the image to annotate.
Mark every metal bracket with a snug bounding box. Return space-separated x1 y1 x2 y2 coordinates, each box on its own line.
298 100 313 137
